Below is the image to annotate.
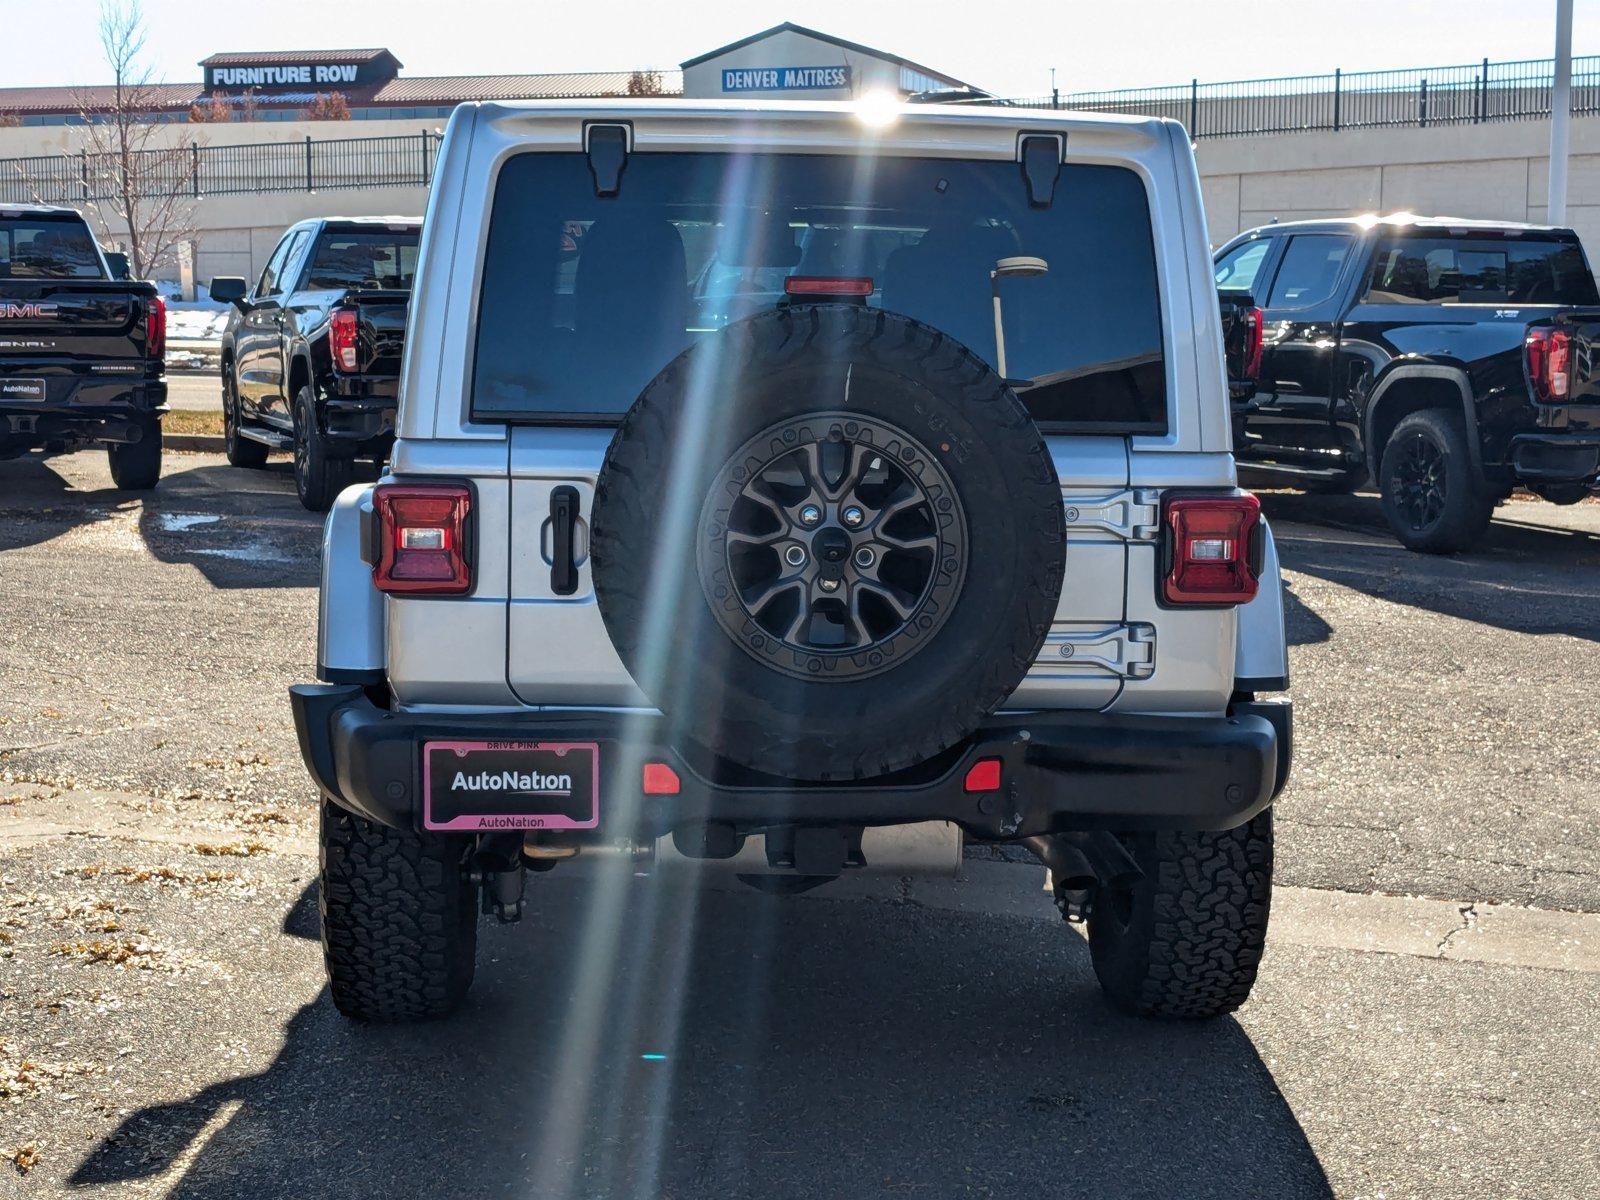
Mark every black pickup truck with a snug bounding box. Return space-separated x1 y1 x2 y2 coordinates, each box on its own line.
210 216 419 511
1216 215 1600 551
0 204 166 488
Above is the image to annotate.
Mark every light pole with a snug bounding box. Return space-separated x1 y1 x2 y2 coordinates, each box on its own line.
1550 0 1574 225
990 256 1049 379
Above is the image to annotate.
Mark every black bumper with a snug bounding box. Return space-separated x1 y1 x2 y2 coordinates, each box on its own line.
290 685 1292 841
322 379 396 450
1510 433 1600 484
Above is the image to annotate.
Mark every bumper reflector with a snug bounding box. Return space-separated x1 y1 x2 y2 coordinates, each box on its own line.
642 762 681 795
963 758 1002 793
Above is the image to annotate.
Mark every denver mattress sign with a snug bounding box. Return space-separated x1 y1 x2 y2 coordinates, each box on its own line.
721 65 853 92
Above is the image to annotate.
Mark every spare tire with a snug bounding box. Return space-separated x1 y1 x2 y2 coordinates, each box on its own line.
591 304 1063 781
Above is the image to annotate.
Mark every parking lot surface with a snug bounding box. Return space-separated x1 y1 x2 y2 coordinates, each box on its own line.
2 449 1598 1197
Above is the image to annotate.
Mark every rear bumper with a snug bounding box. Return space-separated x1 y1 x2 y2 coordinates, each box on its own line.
1510 433 1600 484
1 380 166 450
321 381 395 451
290 684 1292 840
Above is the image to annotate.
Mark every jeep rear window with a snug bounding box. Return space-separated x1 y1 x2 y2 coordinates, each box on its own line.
0 218 104 280
471 153 1166 432
1363 234 1599 306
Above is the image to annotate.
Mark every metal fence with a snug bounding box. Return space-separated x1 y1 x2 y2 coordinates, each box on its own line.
975 56 1600 138
0 130 442 205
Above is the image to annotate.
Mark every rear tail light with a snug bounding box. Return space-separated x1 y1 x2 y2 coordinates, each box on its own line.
784 276 874 298
1242 306 1263 380
1162 493 1261 606
372 482 472 595
1526 326 1571 403
145 295 166 360
329 307 359 373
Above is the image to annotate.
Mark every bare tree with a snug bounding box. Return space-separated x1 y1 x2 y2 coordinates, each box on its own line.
626 70 665 97
303 91 352 121
72 0 197 279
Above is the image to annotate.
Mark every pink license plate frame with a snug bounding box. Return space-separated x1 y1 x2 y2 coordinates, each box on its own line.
422 740 600 831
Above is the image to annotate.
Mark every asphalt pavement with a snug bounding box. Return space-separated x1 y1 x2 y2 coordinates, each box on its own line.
1 448 1597 1198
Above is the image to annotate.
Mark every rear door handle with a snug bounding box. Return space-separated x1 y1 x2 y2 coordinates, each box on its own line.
549 486 579 596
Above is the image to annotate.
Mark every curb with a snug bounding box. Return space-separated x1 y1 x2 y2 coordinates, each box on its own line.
165 434 228 453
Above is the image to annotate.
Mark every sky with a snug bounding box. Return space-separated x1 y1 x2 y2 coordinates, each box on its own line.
0 0 1595 97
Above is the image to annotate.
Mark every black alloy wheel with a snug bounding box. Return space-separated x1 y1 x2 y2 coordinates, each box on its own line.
699 414 966 681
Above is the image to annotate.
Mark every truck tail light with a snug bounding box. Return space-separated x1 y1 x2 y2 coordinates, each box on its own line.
1243 306 1263 380
145 295 166 360
372 483 473 595
1162 493 1261 606
329 307 359 373
1526 326 1571 403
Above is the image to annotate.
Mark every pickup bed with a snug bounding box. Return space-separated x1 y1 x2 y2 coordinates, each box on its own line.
1216 214 1600 551
0 204 166 487
210 216 419 510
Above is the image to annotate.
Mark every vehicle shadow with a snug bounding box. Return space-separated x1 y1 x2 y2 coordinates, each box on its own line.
73 875 1335 1200
0 452 326 588
1263 491 1600 644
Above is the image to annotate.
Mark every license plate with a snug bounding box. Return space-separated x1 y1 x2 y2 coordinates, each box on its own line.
0 378 45 402
422 740 599 831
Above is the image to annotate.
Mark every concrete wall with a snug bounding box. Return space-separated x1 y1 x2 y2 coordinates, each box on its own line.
1195 116 1600 253
0 117 436 289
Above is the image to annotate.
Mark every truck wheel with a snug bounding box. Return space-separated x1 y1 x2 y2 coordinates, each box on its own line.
591 305 1065 781
222 368 268 468
107 419 162 490
293 386 352 512
1378 410 1494 553
1087 810 1273 1019
1531 482 1593 506
319 799 477 1022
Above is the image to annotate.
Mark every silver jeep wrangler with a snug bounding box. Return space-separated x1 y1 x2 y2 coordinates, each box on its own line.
292 98 1292 1023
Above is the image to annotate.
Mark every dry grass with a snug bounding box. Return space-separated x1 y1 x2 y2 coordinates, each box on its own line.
163 409 223 437
191 840 268 858
7 1141 40 1175
49 937 170 970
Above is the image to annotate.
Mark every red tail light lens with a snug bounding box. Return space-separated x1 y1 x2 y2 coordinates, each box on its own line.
1162 493 1261 606
145 295 166 360
329 307 359 373
372 483 472 595
642 762 681 795
1526 327 1571 403
784 276 874 298
1243 306 1263 380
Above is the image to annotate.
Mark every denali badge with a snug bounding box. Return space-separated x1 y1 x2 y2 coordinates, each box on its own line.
0 302 59 319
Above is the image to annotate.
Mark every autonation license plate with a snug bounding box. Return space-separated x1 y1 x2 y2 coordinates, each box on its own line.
422 740 599 831
0 379 46 402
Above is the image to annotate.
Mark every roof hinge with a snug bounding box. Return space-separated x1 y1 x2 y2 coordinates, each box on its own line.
1061 488 1160 542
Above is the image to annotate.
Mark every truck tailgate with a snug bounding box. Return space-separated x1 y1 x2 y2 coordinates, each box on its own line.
345 289 408 377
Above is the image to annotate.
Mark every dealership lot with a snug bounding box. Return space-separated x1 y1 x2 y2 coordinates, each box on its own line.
2 449 1598 1196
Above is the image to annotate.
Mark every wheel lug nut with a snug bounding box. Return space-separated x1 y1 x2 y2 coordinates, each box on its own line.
854 547 876 569
819 578 840 592
784 545 807 567
842 506 864 526
799 504 822 526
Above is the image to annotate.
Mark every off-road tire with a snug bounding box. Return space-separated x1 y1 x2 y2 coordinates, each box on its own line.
1531 482 1594 506
319 799 477 1022
591 304 1064 781
293 385 352 512
1378 409 1494 553
107 418 162 490
1087 810 1273 1019
222 366 268 468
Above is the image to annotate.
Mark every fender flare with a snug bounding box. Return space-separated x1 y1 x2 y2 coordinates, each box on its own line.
1362 363 1485 481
